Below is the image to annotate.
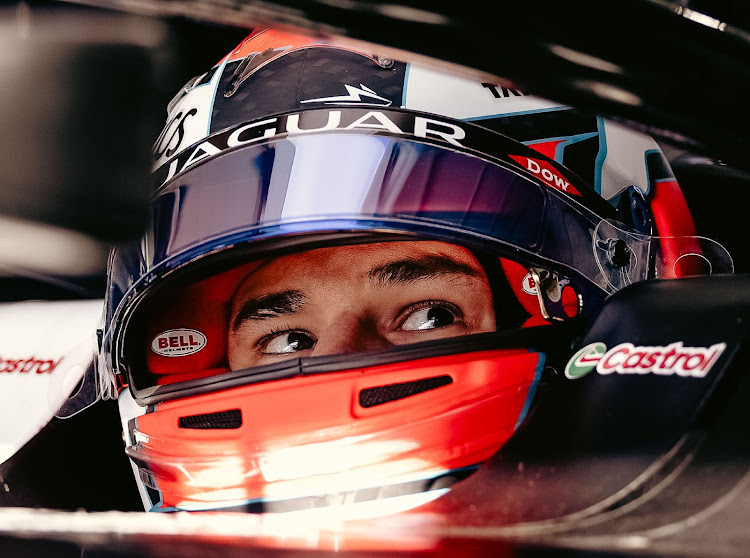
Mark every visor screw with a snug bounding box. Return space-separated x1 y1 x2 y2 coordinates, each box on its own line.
375 55 395 68
610 239 631 268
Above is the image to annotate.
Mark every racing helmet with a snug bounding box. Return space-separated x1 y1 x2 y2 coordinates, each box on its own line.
99 29 732 514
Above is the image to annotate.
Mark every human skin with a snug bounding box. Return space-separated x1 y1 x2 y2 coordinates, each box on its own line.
228 241 496 370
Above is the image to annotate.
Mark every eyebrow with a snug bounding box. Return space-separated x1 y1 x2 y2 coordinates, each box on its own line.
231 255 480 330
368 255 481 287
231 289 307 330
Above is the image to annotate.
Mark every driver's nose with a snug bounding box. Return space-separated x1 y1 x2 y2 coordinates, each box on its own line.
311 316 391 356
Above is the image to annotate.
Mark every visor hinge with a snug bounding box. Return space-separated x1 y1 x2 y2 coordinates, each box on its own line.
598 238 632 268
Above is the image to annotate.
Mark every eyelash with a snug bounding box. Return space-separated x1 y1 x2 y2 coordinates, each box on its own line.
396 300 464 327
252 300 463 353
256 325 316 353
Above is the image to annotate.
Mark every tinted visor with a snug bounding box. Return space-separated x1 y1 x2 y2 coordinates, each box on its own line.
140 129 730 290
147 133 549 270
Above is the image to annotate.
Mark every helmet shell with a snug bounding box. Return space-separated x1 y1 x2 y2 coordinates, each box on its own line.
103 28 712 515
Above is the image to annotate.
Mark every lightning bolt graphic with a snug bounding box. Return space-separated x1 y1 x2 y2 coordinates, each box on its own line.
301 84 392 106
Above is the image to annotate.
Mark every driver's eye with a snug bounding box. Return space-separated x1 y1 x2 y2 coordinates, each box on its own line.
262 330 316 354
400 304 458 331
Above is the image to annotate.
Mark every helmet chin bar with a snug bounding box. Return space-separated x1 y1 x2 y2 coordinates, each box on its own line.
122 347 546 514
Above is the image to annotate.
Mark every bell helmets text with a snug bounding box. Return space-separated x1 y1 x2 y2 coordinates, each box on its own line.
151 329 207 357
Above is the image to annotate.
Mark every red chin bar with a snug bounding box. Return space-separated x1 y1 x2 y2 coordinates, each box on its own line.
126 347 543 512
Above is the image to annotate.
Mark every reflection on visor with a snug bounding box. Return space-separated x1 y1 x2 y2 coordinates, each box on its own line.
140 133 731 301
148 134 546 267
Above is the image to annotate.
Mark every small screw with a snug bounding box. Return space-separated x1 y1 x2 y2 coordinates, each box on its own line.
374 56 394 68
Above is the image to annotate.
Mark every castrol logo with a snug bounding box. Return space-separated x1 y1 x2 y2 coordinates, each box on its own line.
565 341 726 380
151 329 207 357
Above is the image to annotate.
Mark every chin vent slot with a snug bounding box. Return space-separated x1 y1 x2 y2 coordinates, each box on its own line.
179 409 242 429
359 375 452 408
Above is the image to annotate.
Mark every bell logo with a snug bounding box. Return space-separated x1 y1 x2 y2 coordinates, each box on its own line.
521 272 537 295
151 329 207 357
510 155 581 196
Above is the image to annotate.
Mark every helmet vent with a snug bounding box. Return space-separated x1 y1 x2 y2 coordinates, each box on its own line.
359 375 452 408
178 409 242 429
